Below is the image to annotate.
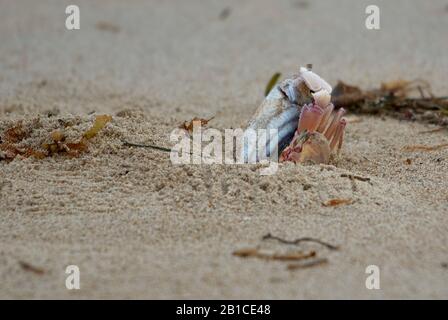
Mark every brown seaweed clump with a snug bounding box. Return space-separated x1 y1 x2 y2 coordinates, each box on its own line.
0 115 112 162
331 79 448 126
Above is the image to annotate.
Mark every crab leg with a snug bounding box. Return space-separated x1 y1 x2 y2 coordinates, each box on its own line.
324 108 346 140
298 104 324 133
316 103 334 133
329 118 347 151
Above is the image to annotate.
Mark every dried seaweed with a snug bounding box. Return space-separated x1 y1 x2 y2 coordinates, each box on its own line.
233 247 316 261
232 248 259 258
0 121 45 160
43 115 112 157
3 122 28 143
322 198 353 207
235 233 336 270
0 115 112 161
262 233 339 250
83 115 112 139
332 79 448 126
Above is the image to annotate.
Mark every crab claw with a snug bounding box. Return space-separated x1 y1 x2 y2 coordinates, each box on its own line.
279 131 330 164
312 89 331 109
241 66 333 162
280 102 347 164
299 66 332 94
297 103 323 133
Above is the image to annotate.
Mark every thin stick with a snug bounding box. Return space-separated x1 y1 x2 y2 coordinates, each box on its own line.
122 140 209 158
262 233 339 251
340 173 371 182
122 140 172 153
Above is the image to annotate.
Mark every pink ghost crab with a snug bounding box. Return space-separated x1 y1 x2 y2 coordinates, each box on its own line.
243 66 347 164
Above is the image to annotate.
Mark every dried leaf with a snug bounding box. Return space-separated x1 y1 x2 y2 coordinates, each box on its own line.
95 21 121 33
322 198 353 207
332 81 362 96
0 143 45 160
2 122 27 143
65 140 89 156
0 143 20 160
180 117 214 134
21 147 47 159
264 72 282 96
19 261 45 275
402 143 448 152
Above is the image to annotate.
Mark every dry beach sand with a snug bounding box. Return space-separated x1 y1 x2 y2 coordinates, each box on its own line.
0 0 447 299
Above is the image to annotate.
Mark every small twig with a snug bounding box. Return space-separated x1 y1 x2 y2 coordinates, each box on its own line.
340 173 371 182
122 139 221 160
122 140 172 153
233 248 316 261
262 233 339 251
